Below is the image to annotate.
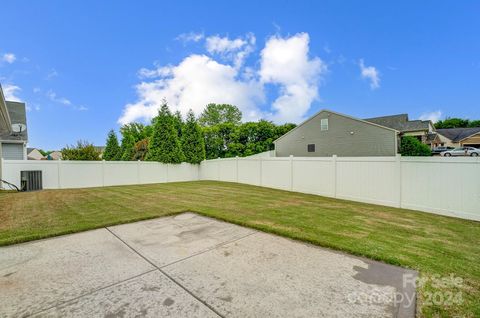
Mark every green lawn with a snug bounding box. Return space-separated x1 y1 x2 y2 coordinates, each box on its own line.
1 181 479 317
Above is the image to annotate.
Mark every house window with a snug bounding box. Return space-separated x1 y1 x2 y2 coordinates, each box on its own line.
320 118 328 131
307 144 315 152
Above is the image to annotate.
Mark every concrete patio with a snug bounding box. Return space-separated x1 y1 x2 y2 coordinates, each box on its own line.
0 213 417 317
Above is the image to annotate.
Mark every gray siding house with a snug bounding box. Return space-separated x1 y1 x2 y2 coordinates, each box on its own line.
274 110 399 157
0 84 28 161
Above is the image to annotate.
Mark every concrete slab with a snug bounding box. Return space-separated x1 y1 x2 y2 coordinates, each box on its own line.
107 212 255 267
0 213 416 318
0 229 154 317
164 231 417 318
31 271 219 318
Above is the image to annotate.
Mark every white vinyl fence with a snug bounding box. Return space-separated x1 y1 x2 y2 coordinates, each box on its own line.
200 155 480 221
0 160 198 189
1 156 479 221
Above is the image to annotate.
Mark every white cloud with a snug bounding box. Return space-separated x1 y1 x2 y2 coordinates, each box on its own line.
1 53 16 64
46 90 72 105
120 32 324 125
206 36 247 53
419 110 442 123
359 59 380 90
205 34 255 68
176 32 204 43
119 54 264 125
46 90 88 111
45 69 59 80
2 84 22 101
260 33 326 123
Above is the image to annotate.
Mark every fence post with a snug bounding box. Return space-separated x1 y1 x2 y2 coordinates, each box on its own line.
235 156 239 183
332 155 337 198
137 160 141 184
102 160 106 187
259 157 263 186
396 154 402 208
166 163 169 183
290 155 294 191
217 158 220 181
57 159 62 189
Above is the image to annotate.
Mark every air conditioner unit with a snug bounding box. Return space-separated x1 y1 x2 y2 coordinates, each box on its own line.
21 170 43 191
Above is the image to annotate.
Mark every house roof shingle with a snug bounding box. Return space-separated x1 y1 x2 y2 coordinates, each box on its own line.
364 114 431 132
436 127 480 142
0 101 28 142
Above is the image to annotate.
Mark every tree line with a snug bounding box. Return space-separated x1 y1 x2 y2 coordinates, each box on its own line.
434 117 480 129
62 103 296 163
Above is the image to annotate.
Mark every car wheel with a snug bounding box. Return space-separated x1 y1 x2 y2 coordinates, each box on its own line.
444 153 451 157
471 153 479 157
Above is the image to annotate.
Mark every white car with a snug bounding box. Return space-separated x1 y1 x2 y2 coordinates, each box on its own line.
441 147 480 157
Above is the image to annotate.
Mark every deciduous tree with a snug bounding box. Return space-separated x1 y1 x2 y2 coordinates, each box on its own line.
62 141 101 161
198 103 242 126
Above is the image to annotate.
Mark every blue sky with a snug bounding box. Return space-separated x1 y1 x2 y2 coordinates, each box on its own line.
1 1 479 150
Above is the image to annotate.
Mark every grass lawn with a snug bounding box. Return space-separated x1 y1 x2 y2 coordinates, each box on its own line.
1 181 479 317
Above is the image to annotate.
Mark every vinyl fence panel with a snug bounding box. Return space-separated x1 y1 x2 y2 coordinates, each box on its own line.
2 156 479 221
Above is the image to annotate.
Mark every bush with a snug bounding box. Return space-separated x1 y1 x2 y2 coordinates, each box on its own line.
62 141 101 161
400 136 431 156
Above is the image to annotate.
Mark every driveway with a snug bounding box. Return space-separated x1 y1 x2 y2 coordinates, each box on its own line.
0 213 417 318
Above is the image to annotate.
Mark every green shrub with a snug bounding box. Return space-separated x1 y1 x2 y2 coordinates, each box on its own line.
400 136 431 156
62 141 101 161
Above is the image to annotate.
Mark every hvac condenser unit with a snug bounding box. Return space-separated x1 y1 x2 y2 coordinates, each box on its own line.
21 170 43 191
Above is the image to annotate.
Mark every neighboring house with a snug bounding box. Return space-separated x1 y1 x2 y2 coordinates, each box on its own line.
364 114 441 148
47 151 63 160
274 110 399 157
436 128 480 148
27 148 45 160
0 84 28 161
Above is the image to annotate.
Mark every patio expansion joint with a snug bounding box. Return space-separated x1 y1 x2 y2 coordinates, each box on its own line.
160 230 258 269
104 226 229 318
24 268 158 318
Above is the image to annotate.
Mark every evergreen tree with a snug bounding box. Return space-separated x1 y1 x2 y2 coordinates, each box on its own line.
173 110 184 139
145 103 185 163
182 110 206 164
103 129 121 161
120 133 136 161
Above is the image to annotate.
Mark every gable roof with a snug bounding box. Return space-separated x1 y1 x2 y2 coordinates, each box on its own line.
0 101 28 142
273 109 399 144
364 114 432 132
436 127 480 142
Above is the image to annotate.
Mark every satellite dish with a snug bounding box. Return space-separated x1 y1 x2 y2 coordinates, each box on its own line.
11 123 26 134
